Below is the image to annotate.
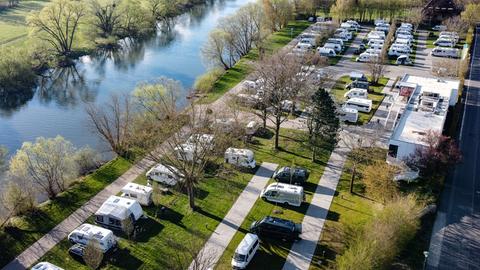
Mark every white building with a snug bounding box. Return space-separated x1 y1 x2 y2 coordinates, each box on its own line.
387 75 459 162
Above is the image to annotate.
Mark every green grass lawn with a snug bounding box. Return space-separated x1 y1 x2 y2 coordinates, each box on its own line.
37 129 332 269
215 130 333 270
199 21 312 104
330 75 388 125
308 148 385 270
0 157 132 267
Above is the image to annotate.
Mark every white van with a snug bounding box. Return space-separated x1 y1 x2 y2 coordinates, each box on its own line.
231 233 259 269
146 163 183 186
431 47 459 58
368 39 384 47
434 38 455 47
338 107 358 123
324 42 341 53
356 52 378 62
224 147 256 169
396 33 414 41
344 98 372 113
32 262 64 270
318 47 336 57
388 47 410 57
327 38 344 47
121 183 153 206
68 224 117 253
261 183 305 207
344 88 368 99
395 38 412 46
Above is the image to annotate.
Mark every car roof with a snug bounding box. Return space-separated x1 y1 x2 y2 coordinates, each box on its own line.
235 233 258 254
261 216 295 229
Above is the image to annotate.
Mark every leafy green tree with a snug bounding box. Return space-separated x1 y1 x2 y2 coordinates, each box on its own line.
362 160 399 203
118 0 155 38
9 136 79 199
27 0 86 57
461 3 480 27
89 0 122 39
306 88 339 161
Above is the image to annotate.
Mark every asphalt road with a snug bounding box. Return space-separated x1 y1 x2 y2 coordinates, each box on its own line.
426 26 480 270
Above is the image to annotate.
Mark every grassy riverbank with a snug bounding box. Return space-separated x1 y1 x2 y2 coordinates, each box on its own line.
0 157 132 267
199 20 312 104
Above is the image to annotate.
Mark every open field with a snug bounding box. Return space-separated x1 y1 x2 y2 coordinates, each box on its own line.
330 75 388 125
37 129 332 269
0 158 132 267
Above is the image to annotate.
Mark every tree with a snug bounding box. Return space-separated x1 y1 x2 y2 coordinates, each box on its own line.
133 77 179 121
201 29 234 69
74 146 102 175
405 130 461 183
408 8 424 31
443 15 469 34
86 94 134 158
306 88 339 161
89 0 121 39
362 160 399 203
255 52 304 149
117 0 155 38
83 238 104 269
461 3 480 27
9 136 78 199
366 56 387 85
262 0 294 31
28 0 86 57
0 146 7 172
166 238 216 270
0 180 36 229
122 216 135 239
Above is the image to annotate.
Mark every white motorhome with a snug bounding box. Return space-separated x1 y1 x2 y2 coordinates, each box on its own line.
346 20 360 28
375 26 389 33
344 98 372 113
369 43 383 50
324 42 342 53
231 233 259 270
298 38 316 47
295 43 313 50
327 38 344 47
394 38 412 46
365 48 382 55
431 47 460 58
400 23 413 29
95 195 144 231
356 52 378 62
318 47 336 57
146 163 183 186
434 38 456 47
340 22 358 31
338 107 358 123
245 121 259 136
32 262 64 270
396 33 414 41
121 183 153 206
344 88 368 99
396 29 412 36
368 39 384 47
68 224 117 252
439 31 459 40
388 46 410 57
368 30 385 38
224 147 256 169
261 183 305 207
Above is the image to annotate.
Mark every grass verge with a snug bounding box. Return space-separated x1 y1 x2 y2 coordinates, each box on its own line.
0 157 132 267
330 75 388 125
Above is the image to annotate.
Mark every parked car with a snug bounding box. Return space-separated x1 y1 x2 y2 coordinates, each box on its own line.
346 80 369 91
250 216 302 241
432 25 447 31
396 54 412 65
273 166 309 185
231 233 259 269
68 243 86 258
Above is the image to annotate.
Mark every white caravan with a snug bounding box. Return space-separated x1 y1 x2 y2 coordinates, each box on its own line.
295 43 313 50
245 121 259 136
224 147 256 169
121 183 153 206
32 262 64 270
324 42 342 53
95 195 144 231
318 47 336 57
344 98 372 113
340 22 358 31
368 39 384 47
327 38 344 47
375 26 389 33
298 38 316 47
394 38 412 46
369 43 383 50
434 38 456 47
261 183 305 207
338 107 358 123
396 33 414 41
431 47 460 58
344 88 368 99
146 163 183 186
365 48 382 55
231 233 260 270
388 46 411 57
356 52 379 62
186 134 215 150
68 224 117 253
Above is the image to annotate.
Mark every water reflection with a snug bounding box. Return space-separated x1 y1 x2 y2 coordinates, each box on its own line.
0 87 35 117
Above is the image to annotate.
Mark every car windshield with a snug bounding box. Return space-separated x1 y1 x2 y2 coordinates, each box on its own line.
234 253 246 262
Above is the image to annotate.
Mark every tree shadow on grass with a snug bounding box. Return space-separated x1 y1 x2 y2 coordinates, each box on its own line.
134 217 165 242
108 247 143 269
196 207 249 235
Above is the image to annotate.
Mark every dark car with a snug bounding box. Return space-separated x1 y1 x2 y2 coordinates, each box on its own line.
250 216 302 241
273 166 309 185
69 243 86 258
346 80 369 91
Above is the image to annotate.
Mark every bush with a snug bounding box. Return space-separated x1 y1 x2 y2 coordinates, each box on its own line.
74 147 103 175
0 47 36 94
337 196 422 270
193 68 225 93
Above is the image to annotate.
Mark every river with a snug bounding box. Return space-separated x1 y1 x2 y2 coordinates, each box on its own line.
0 0 253 162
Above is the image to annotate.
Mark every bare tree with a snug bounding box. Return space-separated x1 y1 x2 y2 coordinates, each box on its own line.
362 160 399 203
443 15 468 34
166 238 216 270
83 238 104 269
86 94 134 158
254 52 304 149
89 0 121 38
121 216 135 239
201 29 235 70
0 180 36 229
366 56 387 86
27 0 85 57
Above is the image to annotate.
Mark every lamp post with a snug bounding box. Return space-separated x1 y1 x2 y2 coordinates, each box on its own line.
423 251 429 270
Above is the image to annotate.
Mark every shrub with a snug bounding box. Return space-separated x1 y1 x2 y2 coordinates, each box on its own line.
193 68 225 93
0 47 36 94
74 147 103 175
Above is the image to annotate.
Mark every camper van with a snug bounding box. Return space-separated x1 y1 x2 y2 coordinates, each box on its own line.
261 183 305 207
340 22 358 31
368 39 384 47
369 43 383 51
344 98 372 113
32 262 64 270
394 38 412 46
375 26 389 33
121 183 153 206
295 43 313 50
434 38 456 47
224 147 256 169
344 88 368 99
68 224 117 252
245 121 259 136
338 107 358 123
231 233 259 270
327 38 344 47
95 196 144 231
324 42 342 53
356 52 378 62
431 47 459 58
396 33 413 41
388 47 410 57
318 47 336 57
146 163 183 186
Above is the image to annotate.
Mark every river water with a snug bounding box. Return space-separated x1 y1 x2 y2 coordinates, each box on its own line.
0 0 253 161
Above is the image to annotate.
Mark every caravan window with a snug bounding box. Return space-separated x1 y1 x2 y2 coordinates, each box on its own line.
96 216 104 223
109 218 120 226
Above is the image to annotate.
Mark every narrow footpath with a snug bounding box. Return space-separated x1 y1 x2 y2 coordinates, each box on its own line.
188 162 278 270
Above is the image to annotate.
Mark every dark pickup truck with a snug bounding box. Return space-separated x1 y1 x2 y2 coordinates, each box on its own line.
273 166 309 185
